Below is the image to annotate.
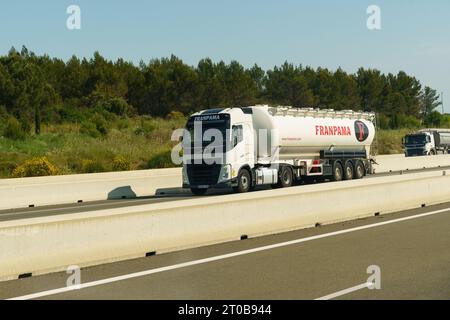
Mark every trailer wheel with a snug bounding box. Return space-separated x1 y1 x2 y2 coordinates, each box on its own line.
278 166 293 188
332 161 343 182
233 169 251 193
190 188 208 196
354 161 365 179
343 161 354 180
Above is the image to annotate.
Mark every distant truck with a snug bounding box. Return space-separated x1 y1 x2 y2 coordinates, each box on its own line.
403 129 450 157
182 105 376 195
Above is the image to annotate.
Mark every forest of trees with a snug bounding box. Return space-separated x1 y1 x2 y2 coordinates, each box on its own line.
0 46 445 139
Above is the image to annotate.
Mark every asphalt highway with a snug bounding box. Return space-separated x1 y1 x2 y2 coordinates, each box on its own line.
2 202 449 300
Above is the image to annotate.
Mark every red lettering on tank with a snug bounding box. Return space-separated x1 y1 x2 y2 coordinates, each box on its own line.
315 125 352 136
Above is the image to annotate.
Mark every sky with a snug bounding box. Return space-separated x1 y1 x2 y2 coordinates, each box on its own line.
0 0 449 112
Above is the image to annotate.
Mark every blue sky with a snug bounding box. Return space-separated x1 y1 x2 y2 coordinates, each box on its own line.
0 0 449 112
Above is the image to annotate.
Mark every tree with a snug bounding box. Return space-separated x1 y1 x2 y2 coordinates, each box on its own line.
265 62 315 107
222 61 257 107
248 64 266 100
196 58 224 108
420 86 441 119
356 68 385 112
0 47 443 130
424 111 443 127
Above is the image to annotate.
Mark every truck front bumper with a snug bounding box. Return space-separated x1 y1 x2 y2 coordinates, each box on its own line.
183 178 238 190
405 149 428 157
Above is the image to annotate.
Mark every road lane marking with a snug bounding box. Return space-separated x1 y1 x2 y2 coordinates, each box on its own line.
315 282 372 300
7 207 450 300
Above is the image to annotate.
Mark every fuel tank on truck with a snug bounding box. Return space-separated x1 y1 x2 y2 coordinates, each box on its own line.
250 106 376 162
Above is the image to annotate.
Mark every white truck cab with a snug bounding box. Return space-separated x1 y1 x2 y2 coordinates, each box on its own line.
182 107 255 194
404 129 450 157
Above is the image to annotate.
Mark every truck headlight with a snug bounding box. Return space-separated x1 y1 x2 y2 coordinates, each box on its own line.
218 165 231 183
182 166 189 184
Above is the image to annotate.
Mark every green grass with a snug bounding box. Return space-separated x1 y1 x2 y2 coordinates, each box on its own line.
0 116 412 178
375 128 415 155
0 116 186 178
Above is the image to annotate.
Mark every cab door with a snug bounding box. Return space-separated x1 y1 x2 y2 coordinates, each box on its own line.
231 122 254 171
231 124 245 169
243 122 255 167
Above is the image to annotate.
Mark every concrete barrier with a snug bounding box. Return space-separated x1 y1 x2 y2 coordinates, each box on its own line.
0 168 181 210
1 170 449 281
374 154 450 173
1 153 450 211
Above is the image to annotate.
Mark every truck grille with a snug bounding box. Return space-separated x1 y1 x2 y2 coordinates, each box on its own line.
406 148 425 156
186 164 221 186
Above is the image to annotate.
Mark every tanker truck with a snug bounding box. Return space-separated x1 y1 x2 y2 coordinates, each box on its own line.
403 129 450 157
182 105 376 195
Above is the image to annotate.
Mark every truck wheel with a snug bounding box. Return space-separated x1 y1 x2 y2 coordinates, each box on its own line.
233 169 251 193
278 166 293 188
343 161 353 180
429 149 436 155
353 161 365 179
190 188 208 196
332 161 343 182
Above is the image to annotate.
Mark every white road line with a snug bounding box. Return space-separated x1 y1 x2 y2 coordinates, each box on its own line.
7 207 450 300
315 282 371 300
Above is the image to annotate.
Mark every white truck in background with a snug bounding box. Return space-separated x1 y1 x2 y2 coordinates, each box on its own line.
403 129 450 157
182 105 376 195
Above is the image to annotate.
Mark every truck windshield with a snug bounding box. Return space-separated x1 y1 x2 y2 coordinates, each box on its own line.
185 114 230 148
405 134 427 145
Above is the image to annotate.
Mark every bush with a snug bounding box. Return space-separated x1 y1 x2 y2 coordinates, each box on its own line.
0 105 8 121
58 106 86 123
3 117 27 140
79 114 109 138
12 157 60 177
80 121 100 138
112 155 131 171
92 114 109 136
0 159 19 177
167 110 185 120
117 117 131 130
376 114 390 130
81 159 105 173
424 111 444 127
134 118 155 136
66 157 82 172
397 114 421 129
18 116 32 134
377 129 411 155
107 97 130 116
147 150 177 169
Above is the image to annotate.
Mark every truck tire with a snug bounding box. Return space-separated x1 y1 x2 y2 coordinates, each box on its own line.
277 165 293 188
353 160 365 179
190 188 208 196
332 161 343 182
429 149 436 155
233 169 251 193
343 161 354 180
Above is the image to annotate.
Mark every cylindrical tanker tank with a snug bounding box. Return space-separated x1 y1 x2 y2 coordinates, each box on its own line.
251 106 375 161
